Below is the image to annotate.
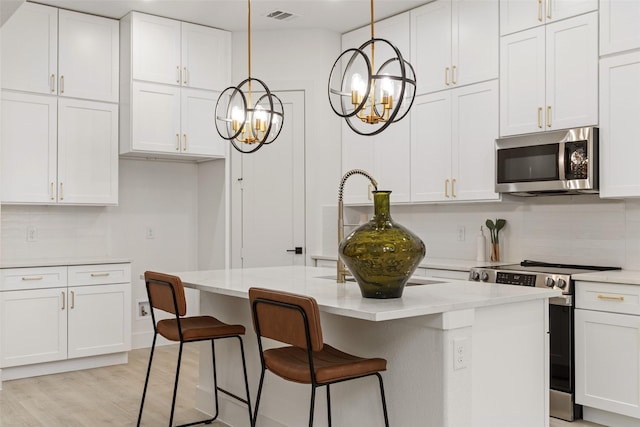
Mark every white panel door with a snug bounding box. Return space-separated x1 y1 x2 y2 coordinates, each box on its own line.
500 26 545 136
58 98 118 205
410 92 452 202
599 51 640 198
181 22 230 91
0 289 67 368
411 0 452 95
545 12 598 131
499 0 542 35
453 80 499 201
1 2 57 94
575 309 640 419
1 91 57 204
240 91 305 268
68 284 131 358
58 10 119 102
181 88 226 157
600 0 640 55
131 12 181 85
131 81 181 153
548 0 598 24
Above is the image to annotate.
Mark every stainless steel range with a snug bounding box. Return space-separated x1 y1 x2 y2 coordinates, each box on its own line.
469 260 620 422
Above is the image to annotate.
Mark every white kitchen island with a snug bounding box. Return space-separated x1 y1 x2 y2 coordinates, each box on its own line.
174 265 560 427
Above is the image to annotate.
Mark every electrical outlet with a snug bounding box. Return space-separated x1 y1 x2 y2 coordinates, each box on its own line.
453 337 468 370
145 227 155 239
137 300 151 319
27 226 38 242
456 226 465 242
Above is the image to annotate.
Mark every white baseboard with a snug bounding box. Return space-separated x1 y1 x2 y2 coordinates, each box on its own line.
583 406 640 427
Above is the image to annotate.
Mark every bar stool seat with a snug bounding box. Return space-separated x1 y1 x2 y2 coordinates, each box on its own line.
157 316 245 341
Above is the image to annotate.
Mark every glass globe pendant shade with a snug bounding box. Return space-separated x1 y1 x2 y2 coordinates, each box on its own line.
328 37 416 136
215 77 284 154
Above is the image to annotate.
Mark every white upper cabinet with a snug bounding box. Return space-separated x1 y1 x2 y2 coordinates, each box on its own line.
600 0 640 56
500 12 598 136
1 3 119 102
500 0 598 36
599 51 640 198
411 0 498 95
411 80 499 203
129 12 230 91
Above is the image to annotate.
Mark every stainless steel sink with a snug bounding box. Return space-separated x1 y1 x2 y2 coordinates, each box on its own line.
314 275 445 286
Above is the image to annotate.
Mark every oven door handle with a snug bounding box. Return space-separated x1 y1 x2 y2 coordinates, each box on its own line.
549 294 572 306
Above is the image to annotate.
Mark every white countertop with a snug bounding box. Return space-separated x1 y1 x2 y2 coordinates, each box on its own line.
310 255 508 272
174 265 560 321
0 257 132 269
573 269 640 285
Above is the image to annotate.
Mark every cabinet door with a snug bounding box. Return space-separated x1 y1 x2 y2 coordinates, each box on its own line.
600 0 640 56
410 92 452 202
453 0 498 88
373 118 411 203
131 12 181 85
499 27 545 136
452 80 500 201
181 23 231 91
575 309 640 419
0 288 67 368
1 91 57 204
499 0 543 35
599 51 640 198
1 2 57 94
68 284 131 359
131 81 181 153
58 99 118 205
58 10 119 102
548 0 597 24
411 0 452 95
545 12 598 132
181 88 226 157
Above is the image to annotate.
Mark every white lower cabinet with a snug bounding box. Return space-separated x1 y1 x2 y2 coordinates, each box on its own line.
0 264 131 370
575 280 640 420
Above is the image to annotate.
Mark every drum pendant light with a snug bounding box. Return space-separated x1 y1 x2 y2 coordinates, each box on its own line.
215 0 284 154
328 0 416 136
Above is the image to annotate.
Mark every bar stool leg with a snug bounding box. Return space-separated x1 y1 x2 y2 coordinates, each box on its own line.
236 337 254 426
376 373 390 427
210 340 220 421
137 333 158 427
169 342 185 427
252 368 266 426
309 386 316 427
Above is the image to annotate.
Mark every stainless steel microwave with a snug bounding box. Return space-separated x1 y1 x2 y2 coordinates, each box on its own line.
495 127 598 196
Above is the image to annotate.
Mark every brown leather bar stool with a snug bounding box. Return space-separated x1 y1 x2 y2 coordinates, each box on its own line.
137 271 252 427
248 287 390 427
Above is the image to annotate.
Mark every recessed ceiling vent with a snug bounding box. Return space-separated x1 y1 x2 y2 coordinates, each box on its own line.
264 10 299 22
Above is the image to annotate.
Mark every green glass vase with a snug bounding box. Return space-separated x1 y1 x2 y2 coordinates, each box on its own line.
338 190 426 298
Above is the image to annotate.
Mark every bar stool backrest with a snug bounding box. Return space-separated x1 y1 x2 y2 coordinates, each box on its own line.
145 271 187 317
249 287 324 351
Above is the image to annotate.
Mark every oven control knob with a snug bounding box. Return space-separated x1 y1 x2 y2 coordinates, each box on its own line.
480 271 489 282
557 278 567 289
470 271 480 281
545 277 555 288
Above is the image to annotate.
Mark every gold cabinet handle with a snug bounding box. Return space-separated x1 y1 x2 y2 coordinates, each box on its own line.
183 134 188 151
70 290 75 309
538 0 543 22
61 291 65 310
176 66 181 83
59 182 64 200
90 272 110 277
50 182 55 200
60 75 64 94
537 107 543 128
50 74 56 93
445 179 450 198
452 65 457 85
445 67 450 86
451 178 457 198
546 0 551 19
21 275 43 281
183 67 188 85
597 294 625 301
176 133 180 151
546 106 552 128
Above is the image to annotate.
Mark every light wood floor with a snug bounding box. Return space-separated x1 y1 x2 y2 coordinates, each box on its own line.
0 344 606 427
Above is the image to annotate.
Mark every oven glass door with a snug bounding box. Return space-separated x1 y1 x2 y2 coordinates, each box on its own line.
497 143 559 183
549 304 573 393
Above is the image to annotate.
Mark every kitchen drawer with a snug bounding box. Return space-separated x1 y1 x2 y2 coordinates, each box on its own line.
576 280 640 315
68 263 131 286
0 267 67 291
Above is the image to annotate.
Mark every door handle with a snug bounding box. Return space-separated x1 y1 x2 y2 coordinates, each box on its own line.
286 247 303 255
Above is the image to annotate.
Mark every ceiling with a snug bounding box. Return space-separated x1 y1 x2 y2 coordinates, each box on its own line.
32 0 430 33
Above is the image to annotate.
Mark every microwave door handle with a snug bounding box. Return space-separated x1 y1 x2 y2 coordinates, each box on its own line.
558 142 566 180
